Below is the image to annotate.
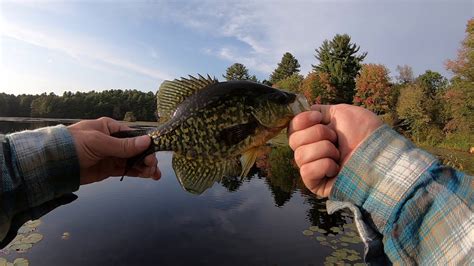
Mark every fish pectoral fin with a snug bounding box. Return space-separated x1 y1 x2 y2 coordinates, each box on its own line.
173 154 235 195
157 74 218 123
240 148 259 178
218 119 259 146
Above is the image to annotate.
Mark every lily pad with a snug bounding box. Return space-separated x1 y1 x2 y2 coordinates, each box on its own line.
24 220 41 229
345 231 357 237
330 227 342 233
316 228 327 234
308 226 319 231
9 243 32 253
333 251 348 259
316 236 326 241
17 227 35 234
22 233 43 244
343 223 356 230
347 255 360 261
340 242 349 247
13 258 28 266
0 258 7 266
302 230 314 236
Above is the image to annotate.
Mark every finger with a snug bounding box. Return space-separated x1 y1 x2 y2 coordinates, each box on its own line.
289 124 337 150
143 153 158 167
299 158 339 197
294 140 340 168
129 164 161 180
288 111 322 135
96 134 151 158
310 105 333 125
98 117 132 134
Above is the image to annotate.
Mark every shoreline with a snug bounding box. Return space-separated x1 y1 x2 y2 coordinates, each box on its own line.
0 117 158 127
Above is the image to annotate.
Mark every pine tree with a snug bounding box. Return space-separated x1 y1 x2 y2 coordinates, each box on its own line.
223 63 256 81
269 52 300 84
312 34 367 103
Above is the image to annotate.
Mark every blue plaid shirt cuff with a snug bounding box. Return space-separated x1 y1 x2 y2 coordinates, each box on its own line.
6 125 80 208
330 124 437 234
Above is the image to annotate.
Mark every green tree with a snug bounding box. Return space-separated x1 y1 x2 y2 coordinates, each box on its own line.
312 34 367 103
223 63 258 81
396 84 444 144
273 73 303 93
416 70 448 97
269 52 301 84
443 19 474 149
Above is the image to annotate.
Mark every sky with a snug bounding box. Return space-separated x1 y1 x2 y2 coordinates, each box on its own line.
0 0 472 95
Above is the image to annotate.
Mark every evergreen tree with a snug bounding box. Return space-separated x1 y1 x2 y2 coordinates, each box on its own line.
312 34 367 103
269 52 301 84
223 63 256 81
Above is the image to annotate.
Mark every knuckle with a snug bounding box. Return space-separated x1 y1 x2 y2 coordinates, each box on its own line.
320 158 334 170
321 140 333 151
299 163 312 179
288 136 298 150
294 147 304 165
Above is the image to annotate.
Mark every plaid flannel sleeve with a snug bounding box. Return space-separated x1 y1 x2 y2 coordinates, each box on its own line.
0 125 80 213
330 124 473 264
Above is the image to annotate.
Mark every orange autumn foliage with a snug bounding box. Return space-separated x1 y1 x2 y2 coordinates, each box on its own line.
354 64 392 114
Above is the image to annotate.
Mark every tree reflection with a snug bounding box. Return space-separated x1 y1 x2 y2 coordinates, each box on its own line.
301 192 347 234
218 142 347 233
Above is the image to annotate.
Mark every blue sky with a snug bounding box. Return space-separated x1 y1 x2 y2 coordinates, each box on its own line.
0 0 472 95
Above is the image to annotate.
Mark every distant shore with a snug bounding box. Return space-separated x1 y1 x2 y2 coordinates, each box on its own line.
0 117 158 127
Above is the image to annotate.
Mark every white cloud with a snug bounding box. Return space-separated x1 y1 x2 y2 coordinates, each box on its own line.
142 0 470 78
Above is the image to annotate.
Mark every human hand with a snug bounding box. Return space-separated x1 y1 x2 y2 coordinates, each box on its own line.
288 104 383 197
67 117 161 185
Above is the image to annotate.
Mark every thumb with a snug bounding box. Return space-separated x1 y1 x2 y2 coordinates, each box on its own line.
99 134 151 158
310 104 334 125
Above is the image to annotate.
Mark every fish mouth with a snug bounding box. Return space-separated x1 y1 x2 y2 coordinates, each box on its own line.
289 94 310 115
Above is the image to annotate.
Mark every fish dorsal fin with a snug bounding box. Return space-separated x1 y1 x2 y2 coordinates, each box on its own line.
157 74 217 123
172 153 240 195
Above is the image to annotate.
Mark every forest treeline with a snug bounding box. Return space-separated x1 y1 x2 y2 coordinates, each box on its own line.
1 19 472 150
0 90 157 121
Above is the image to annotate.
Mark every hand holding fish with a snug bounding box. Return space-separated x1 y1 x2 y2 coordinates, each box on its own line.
68 117 161 185
288 104 383 197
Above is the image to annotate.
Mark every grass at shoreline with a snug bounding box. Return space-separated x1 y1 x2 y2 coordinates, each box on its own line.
421 145 474 175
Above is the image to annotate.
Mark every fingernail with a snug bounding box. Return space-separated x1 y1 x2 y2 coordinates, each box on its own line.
135 135 150 150
309 111 321 123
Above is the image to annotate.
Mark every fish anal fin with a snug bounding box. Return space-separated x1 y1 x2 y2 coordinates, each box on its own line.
240 147 259 178
173 154 237 195
157 75 218 122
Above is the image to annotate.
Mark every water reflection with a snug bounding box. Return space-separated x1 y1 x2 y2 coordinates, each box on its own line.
0 120 364 265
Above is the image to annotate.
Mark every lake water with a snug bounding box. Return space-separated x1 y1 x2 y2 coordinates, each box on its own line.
0 120 364 265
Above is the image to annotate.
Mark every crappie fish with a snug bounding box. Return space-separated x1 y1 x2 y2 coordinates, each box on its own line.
117 75 309 194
